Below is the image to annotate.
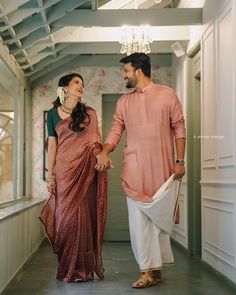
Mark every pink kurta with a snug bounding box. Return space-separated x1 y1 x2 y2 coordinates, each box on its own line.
105 82 186 203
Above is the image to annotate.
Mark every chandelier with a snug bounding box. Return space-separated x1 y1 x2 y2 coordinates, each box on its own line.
119 25 153 55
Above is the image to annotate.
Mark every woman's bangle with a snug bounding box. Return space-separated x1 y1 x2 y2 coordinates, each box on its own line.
47 175 55 183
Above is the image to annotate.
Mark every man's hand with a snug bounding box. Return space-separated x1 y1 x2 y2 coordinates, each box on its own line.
95 153 114 171
174 164 185 180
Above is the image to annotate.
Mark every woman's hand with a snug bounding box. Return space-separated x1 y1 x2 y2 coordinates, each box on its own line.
95 153 114 171
47 176 56 194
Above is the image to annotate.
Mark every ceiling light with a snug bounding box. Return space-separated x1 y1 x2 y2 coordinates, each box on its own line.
119 25 153 55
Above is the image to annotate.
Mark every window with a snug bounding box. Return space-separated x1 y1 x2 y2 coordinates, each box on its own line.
0 112 14 201
0 58 26 204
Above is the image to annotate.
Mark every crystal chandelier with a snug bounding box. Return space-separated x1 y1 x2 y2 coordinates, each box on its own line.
119 25 153 55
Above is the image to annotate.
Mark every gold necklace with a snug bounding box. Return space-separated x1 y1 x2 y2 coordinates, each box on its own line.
60 105 72 115
63 104 74 112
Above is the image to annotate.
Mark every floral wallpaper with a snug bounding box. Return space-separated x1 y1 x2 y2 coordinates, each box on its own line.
32 66 172 198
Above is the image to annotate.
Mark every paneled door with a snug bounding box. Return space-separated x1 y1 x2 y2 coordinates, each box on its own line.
102 94 130 241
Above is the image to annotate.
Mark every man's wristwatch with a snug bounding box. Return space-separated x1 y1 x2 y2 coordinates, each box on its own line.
176 159 185 166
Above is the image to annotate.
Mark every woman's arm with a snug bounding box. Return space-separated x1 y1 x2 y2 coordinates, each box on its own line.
47 136 58 194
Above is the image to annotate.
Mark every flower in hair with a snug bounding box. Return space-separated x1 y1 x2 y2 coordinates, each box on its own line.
57 87 65 104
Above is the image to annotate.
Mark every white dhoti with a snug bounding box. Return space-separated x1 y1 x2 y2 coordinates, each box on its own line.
127 175 180 271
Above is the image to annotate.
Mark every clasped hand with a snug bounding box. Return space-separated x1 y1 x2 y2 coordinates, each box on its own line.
95 153 113 172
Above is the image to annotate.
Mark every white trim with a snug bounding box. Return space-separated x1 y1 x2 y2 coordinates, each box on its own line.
205 240 234 258
215 2 235 169
200 180 236 186
0 198 45 221
0 42 26 86
203 247 235 269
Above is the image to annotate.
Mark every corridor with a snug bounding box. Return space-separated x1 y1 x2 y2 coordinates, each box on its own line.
3 241 236 295
1 0 236 294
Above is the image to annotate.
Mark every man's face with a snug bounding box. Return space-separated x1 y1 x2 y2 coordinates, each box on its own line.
123 63 138 88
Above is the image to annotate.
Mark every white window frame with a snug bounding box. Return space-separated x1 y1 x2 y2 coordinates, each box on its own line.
0 59 29 207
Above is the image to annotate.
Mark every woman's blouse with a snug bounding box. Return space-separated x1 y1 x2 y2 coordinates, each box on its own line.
47 107 62 137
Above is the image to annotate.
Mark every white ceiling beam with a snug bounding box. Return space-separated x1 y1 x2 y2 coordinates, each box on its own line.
37 0 57 57
59 41 174 55
7 0 88 57
0 0 29 16
4 0 88 50
58 26 189 43
37 0 50 33
137 0 172 9
51 27 79 43
25 40 174 68
50 35 57 58
24 49 73 77
11 27 62 54
100 0 171 9
46 0 88 23
29 55 76 81
99 0 133 9
52 8 202 27
92 0 98 10
0 14 33 70
14 14 44 39
177 0 206 8
3 8 42 29
26 39 172 78
43 0 61 9
28 51 53 66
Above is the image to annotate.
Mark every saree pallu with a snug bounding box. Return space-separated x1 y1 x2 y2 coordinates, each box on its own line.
40 107 108 283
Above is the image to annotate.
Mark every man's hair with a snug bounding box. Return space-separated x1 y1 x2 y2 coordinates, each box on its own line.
120 53 151 78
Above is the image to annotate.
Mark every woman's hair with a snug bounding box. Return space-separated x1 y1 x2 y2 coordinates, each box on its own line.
53 73 90 132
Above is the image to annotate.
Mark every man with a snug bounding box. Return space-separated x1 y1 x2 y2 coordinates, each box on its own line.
95 53 186 288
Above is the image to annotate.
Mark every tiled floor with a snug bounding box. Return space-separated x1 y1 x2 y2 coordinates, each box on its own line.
4 241 236 295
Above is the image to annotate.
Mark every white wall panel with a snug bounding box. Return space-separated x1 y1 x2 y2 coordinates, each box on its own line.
203 197 235 265
0 219 9 292
202 24 217 171
216 8 235 168
0 203 45 293
201 0 236 284
201 185 236 283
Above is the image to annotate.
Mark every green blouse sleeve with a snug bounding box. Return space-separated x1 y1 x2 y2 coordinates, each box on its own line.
47 108 57 137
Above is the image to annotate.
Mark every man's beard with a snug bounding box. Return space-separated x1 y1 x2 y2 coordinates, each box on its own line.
125 76 137 88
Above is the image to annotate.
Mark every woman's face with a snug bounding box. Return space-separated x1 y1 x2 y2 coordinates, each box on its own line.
65 76 84 100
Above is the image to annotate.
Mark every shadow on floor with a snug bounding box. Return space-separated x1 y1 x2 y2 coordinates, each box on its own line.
3 240 236 295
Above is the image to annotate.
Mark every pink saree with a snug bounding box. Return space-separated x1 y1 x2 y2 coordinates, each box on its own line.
40 107 107 283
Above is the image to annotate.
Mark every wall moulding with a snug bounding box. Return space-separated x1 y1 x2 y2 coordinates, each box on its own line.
200 180 236 186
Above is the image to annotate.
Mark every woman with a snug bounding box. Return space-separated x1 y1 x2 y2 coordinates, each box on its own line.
40 73 107 283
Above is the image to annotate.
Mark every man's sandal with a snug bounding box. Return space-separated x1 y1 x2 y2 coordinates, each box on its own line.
153 270 163 281
132 272 163 289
